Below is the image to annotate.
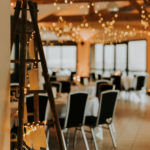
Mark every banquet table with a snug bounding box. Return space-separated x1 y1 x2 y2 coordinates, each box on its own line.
71 82 96 97
121 76 137 90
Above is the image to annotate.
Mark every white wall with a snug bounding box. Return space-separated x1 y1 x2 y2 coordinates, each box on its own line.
0 0 10 149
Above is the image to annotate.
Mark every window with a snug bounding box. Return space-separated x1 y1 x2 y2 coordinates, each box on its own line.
116 44 127 71
91 40 147 75
128 40 146 72
95 44 103 71
104 45 114 72
43 45 77 72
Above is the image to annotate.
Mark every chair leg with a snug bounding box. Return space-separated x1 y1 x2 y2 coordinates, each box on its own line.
112 123 116 133
46 130 50 150
108 124 117 148
66 129 70 147
81 127 90 150
91 128 99 150
73 128 78 148
61 130 67 150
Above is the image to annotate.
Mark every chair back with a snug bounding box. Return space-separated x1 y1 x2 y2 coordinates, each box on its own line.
90 73 96 81
135 76 146 90
52 71 56 76
111 75 121 90
97 90 119 126
60 81 71 93
97 83 114 98
51 82 62 93
64 92 88 128
70 71 76 81
25 94 34 122
98 74 102 80
25 94 48 122
95 80 110 97
39 94 48 122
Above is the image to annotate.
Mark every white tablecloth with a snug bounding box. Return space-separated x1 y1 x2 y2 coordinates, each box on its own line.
71 82 96 97
121 76 136 90
45 93 99 121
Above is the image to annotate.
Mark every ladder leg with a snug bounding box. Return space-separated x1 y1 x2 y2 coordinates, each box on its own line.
28 1 65 150
17 0 27 149
11 0 21 51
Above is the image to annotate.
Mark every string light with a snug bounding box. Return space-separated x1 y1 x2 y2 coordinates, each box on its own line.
38 2 150 44
140 5 149 29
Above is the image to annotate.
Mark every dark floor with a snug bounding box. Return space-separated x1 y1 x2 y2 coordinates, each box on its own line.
48 93 150 150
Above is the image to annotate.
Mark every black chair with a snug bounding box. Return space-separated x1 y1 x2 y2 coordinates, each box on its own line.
25 94 48 123
38 94 49 122
85 90 119 149
97 74 102 80
52 71 57 76
51 81 62 93
60 81 71 93
111 75 122 90
128 75 148 100
90 73 96 81
96 83 114 99
58 92 89 150
95 80 111 97
135 75 146 90
70 71 76 81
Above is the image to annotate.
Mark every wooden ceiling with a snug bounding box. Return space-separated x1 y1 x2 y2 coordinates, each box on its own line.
37 0 148 21
10 0 150 43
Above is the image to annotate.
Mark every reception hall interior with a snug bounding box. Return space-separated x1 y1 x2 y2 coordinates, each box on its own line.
1 0 150 149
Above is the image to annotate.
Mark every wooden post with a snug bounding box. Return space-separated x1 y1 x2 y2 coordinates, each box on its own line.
18 0 27 149
28 1 65 149
32 2 39 122
14 34 20 82
11 0 21 51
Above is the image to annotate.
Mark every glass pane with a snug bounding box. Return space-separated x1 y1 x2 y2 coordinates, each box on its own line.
95 44 103 71
44 46 61 69
62 46 76 70
43 45 77 72
128 40 146 72
116 44 127 71
104 45 114 71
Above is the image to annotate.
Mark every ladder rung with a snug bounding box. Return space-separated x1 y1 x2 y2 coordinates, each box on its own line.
27 90 46 94
11 59 41 63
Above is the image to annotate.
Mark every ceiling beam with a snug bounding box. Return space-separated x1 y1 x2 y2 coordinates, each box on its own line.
129 0 143 13
39 12 140 22
11 0 143 4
